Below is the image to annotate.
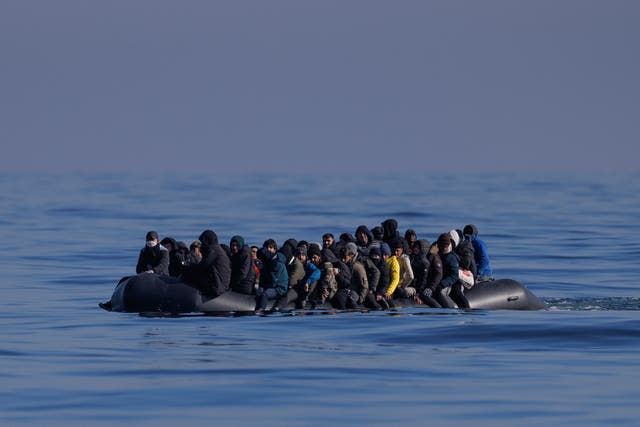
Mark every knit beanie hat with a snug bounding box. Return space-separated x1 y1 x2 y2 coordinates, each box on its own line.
380 242 391 257
437 233 451 248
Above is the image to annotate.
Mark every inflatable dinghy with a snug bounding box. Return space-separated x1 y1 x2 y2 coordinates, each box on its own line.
100 274 545 313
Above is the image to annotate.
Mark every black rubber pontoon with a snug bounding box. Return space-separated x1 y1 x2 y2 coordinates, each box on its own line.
101 274 545 313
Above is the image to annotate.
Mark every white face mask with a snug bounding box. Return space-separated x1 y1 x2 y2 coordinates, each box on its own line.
146 240 157 248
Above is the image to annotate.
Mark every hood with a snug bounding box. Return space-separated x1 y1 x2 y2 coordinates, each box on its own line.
282 238 298 254
404 229 417 243
279 238 297 263
230 235 245 248
257 247 272 262
449 229 460 248
339 232 355 243
463 224 479 237
160 236 177 251
176 241 189 254
382 218 399 242
321 247 339 264
355 225 373 246
371 226 384 241
416 239 430 257
199 230 219 248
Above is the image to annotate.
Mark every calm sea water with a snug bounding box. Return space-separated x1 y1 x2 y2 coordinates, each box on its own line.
2 172 640 426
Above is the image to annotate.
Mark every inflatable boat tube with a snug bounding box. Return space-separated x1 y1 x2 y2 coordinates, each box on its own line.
101 274 545 313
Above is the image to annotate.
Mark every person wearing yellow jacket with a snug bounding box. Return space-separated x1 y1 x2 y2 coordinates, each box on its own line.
376 242 400 300
391 239 416 298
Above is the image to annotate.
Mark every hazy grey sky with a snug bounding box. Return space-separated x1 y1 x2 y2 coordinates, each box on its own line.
1 1 638 173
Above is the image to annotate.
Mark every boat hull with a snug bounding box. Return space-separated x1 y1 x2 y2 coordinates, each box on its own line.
102 274 545 313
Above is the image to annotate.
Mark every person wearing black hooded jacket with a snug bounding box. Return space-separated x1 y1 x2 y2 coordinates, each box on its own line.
410 239 431 295
436 233 470 309
229 235 256 295
381 219 401 245
355 225 374 256
182 230 231 298
160 236 186 277
411 239 441 308
136 231 169 275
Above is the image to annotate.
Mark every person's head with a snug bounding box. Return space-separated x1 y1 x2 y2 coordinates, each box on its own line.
295 246 307 263
256 247 271 262
339 233 355 244
190 241 201 255
176 241 188 254
463 224 479 238
340 244 357 263
356 229 369 245
380 242 391 260
369 246 382 262
160 237 175 252
263 238 277 254
371 226 384 241
345 242 358 260
448 229 460 249
145 230 159 246
322 233 334 248
251 245 259 259
437 233 452 254
297 240 309 251
199 230 218 251
404 229 417 244
390 239 403 257
412 241 422 255
230 236 245 254
382 218 399 240
307 244 322 266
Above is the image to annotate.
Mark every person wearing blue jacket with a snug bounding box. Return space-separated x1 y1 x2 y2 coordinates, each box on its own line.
463 224 493 281
255 239 289 311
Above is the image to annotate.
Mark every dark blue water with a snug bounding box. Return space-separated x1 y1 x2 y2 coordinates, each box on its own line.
2 172 640 426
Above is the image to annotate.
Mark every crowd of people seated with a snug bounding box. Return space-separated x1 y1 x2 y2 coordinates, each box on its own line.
135 219 493 311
